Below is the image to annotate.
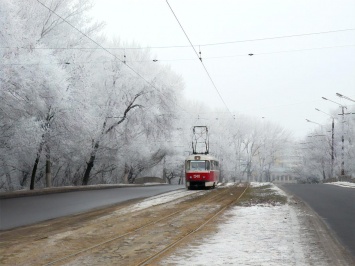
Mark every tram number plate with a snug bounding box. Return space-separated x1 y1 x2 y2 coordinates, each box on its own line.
193 175 200 178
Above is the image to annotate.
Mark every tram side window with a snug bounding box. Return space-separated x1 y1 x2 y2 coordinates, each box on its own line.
206 161 210 170
185 161 190 171
211 160 219 171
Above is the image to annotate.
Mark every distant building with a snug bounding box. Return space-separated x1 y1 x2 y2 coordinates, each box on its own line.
270 144 301 183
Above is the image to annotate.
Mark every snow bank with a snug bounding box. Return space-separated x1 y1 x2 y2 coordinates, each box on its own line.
325 181 355 188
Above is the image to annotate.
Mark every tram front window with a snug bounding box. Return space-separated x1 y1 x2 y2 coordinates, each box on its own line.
189 160 209 171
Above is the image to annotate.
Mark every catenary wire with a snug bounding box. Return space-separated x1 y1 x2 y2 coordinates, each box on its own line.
2 44 354 65
8 2 353 125
35 0 195 116
35 0 156 92
34 0 194 119
166 0 232 114
1 28 354 50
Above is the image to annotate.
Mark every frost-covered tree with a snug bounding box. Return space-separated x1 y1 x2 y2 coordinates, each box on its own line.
77 44 184 185
295 105 355 181
1 0 299 191
0 0 184 190
174 103 291 183
0 0 107 190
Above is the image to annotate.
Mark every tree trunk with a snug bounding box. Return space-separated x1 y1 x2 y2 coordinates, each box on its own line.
162 156 167 183
82 94 143 185
246 162 252 182
163 168 167 183
82 141 99 185
45 144 52 187
30 108 54 190
82 154 95 185
30 156 40 190
2 161 13 191
122 163 129 184
30 141 44 190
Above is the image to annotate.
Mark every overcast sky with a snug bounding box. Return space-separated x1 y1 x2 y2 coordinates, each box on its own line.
90 0 355 139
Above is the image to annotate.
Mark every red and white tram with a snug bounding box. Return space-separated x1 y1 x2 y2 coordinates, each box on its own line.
185 154 220 189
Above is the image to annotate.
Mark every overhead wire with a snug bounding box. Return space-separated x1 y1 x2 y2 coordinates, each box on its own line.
35 0 155 92
1 27 354 50
34 0 193 118
164 1 353 124
166 0 232 114
2 43 355 66
9 1 354 124
197 28 355 47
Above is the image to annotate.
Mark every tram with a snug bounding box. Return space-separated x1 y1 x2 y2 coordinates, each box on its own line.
185 154 220 189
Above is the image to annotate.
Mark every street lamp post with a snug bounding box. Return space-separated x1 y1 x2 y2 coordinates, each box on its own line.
336 93 355 103
305 118 327 180
315 108 335 179
305 118 323 126
335 93 355 178
322 97 346 176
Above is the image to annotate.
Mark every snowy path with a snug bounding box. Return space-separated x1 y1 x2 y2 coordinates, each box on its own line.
160 183 354 266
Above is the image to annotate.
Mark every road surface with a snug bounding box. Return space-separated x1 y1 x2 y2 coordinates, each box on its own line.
0 185 184 230
282 183 355 258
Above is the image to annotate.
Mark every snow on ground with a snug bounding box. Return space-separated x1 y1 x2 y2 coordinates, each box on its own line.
160 182 330 266
325 181 355 188
98 189 206 220
163 205 304 265
124 189 205 212
73 182 349 264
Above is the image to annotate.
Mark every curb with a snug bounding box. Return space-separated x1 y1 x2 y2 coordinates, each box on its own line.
0 183 168 199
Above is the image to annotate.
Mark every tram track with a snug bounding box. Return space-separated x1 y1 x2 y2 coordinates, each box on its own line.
43 187 233 265
138 184 249 266
1 185 248 266
50 185 247 266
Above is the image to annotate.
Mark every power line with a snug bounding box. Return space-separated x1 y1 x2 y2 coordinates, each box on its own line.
35 0 155 92
34 0 194 119
158 44 355 62
2 44 354 66
2 28 354 51
198 28 355 47
166 0 232 114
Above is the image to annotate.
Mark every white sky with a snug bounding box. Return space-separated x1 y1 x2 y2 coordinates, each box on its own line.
90 0 355 139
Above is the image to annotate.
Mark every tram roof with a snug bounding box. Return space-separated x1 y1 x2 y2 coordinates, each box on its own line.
185 154 218 161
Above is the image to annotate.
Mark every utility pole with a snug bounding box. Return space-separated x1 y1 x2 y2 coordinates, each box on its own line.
340 106 345 176
315 108 335 179
321 97 347 178
337 106 355 177
335 93 355 177
331 118 334 178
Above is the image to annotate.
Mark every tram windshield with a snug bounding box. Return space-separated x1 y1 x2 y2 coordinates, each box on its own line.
186 160 210 171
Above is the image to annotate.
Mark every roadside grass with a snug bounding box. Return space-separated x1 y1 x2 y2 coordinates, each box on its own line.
237 184 287 206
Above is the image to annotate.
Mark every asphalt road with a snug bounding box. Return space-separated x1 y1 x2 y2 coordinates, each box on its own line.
282 183 355 258
0 185 184 230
